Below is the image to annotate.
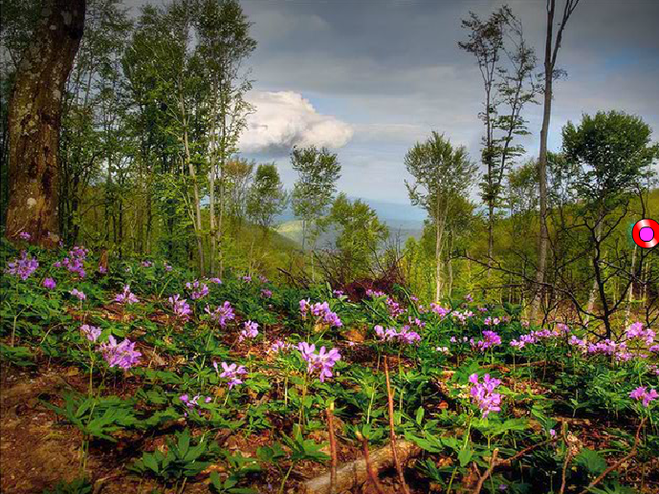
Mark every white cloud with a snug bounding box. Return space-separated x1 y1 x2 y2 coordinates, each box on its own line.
239 91 353 154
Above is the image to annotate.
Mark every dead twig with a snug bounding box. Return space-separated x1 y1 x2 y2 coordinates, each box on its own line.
357 431 386 494
384 356 411 494
576 418 647 494
471 448 499 494
326 403 338 494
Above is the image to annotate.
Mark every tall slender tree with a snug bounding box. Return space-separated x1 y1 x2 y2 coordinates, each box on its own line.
532 0 582 319
405 132 476 301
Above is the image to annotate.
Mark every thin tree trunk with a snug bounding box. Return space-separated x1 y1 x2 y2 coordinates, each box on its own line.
179 84 205 275
5 0 86 247
532 2 555 322
624 244 637 326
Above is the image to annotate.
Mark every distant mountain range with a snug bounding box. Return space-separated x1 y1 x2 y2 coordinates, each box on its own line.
275 197 426 246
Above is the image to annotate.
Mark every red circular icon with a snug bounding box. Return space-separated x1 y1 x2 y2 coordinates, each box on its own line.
632 219 658 249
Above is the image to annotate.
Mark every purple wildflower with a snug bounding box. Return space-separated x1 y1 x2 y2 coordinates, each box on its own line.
297 343 341 382
630 386 658 407
261 288 272 299
70 288 86 301
19 232 31 240
469 373 502 418
219 362 248 389
115 284 139 304
239 321 259 342
205 301 235 327
5 251 39 280
169 294 192 320
99 335 141 369
80 324 101 342
186 280 209 300
43 277 57 290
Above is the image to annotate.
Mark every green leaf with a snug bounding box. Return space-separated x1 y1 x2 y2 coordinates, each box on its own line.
575 448 607 475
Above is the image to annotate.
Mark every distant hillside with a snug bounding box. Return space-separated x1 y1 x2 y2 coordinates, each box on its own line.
275 197 425 246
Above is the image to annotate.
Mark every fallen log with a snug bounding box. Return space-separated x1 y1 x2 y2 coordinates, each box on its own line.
300 440 421 494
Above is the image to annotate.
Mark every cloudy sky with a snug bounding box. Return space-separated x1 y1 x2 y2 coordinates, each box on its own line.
138 0 659 208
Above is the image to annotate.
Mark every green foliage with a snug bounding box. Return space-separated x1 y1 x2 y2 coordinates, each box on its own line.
130 429 218 481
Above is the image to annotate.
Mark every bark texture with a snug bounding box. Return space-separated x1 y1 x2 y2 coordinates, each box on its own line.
5 0 85 247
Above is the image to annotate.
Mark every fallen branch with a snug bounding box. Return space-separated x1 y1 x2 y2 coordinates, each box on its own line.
576 418 647 494
384 356 411 494
300 440 421 494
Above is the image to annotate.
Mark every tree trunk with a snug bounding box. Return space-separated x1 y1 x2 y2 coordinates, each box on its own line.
624 244 637 327
5 0 86 247
532 0 555 321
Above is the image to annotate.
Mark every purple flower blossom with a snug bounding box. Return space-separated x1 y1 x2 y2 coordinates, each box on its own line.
70 288 86 301
141 260 153 268
470 330 501 352
269 340 292 354
80 324 101 342
219 362 248 389
114 284 139 304
625 322 655 345
99 335 141 369
261 288 272 299
208 277 222 284
43 277 57 290
258 275 269 283
205 301 235 327
169 294 192 320
239 321 259 342
430 303 450 318
5 251 39 280
374 325 420 345
630 386 658 407
18 232 31 240
186 280 209 300
365 289 386 298
386 297 405 319
300 300 342 327
98 264 107 274
164 262 173 272
297 343 341 382
241 275 252 283
465 293 473 302
333 289 345 298
469 373 502 418
55 246 88 278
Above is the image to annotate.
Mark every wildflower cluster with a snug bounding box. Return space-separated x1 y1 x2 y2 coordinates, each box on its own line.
469 373 502 418
5 251 39 280
452 310 474 325
431 303 450 318
269 339 292 354
169 294 192 320
215 362 247 389
70 288 86 301
299 300 342 327
630 386 658 407
80 324 101 342
511 325 570 349
99 335 142 369
297 343 341 382
179 394 212 416
374 325 421 344
54 246 88 278
43 277 56 289
470 330 501 352
186 280 209 300
385 297 405 319
239 321 259 342
114 285 139 305
206 301 235 327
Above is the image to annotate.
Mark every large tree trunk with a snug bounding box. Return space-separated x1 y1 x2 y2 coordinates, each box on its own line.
5 0 85 247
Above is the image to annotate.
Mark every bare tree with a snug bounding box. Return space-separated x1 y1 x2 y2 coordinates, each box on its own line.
532 0 582 319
